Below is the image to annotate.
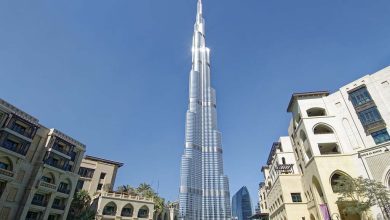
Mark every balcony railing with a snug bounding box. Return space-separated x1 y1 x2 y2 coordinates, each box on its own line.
52 144 71 156
5 119 36 139
101 192 154 202
44 160 68 171
0 139 29 156
0 168 14 177
39 181 57 190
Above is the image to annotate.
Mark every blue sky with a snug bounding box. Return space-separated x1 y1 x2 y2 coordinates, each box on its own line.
1 0 390 205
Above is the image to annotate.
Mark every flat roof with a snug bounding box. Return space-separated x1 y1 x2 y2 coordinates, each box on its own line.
85 155 124 167
286 91 329 112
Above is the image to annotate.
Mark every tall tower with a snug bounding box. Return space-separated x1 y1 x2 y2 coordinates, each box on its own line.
179 1 231 219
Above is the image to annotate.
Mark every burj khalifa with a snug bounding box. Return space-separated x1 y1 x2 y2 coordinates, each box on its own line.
179 1 231 219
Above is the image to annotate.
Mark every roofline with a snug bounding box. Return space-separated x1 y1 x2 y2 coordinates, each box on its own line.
286 91 330 112
85 155 124 167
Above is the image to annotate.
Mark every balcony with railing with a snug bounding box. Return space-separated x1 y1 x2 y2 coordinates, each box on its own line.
0 133 30 157
31 197 48 207
43 153 70 172
38 180 57 192
3 116 38 140
0 168 14 178
101 192 154 203
52 203 65 210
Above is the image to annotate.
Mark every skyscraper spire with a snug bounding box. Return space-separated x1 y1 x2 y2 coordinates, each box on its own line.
197 0 202 17
179 1 231 219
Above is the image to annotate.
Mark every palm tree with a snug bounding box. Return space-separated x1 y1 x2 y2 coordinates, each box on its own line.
67 190 95 220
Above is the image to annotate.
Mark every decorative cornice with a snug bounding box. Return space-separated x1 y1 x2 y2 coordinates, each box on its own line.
287 91 330 112
0 99 39 126
49 129 86 149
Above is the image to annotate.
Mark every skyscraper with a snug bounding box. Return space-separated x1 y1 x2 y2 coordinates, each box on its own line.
179 1 231 219
232 186 253 220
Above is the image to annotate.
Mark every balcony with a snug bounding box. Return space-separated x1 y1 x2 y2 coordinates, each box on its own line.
31 199 47 207
39 181 57 192
275 164 294 175
101 192 154 203
0 136 30 157
57 187 71 195
0 168 14 178
52 203 65 210
1 114 38 141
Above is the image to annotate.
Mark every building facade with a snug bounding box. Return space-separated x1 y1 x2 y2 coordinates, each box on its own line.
79 155 179 220
232 186 253 220
258 66 390 220
179 0 231 219
0 98 86 220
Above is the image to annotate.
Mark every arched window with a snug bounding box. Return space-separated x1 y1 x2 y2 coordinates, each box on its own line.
313 124 334 134
121 204 134 217
281 157 286 165
164 212 169 220
138 206 149 218
330 172 351 193
41 172 55 184
307 108 326 117
103 202 117 216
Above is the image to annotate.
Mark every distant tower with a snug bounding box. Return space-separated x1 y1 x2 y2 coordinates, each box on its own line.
232 187 253 220
179 0 231 219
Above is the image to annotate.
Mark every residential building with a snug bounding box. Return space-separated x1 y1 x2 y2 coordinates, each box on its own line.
232 186 253 220
79 155 179 220
77 155 123 196
258 66 390 220
0 98 86 220
179 0 231 219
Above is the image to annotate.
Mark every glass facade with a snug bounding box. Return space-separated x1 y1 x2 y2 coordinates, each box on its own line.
232 186 253 220
179 1 231 219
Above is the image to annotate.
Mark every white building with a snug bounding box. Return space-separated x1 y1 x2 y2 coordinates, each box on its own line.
259 66 390 220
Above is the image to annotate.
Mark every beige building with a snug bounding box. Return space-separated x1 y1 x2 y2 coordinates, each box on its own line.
78 155 177 220
259 66 390 220
0 98 86 220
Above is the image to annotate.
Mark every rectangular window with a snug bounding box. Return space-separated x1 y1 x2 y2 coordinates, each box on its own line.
100 172 106 179
3 139 18 150
358 107 383 126
372 129 390 144
97 183 103 191
26 211 39 220
78 167 95 178
291 193 302 202
349 87 372 107
76 180 84 191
